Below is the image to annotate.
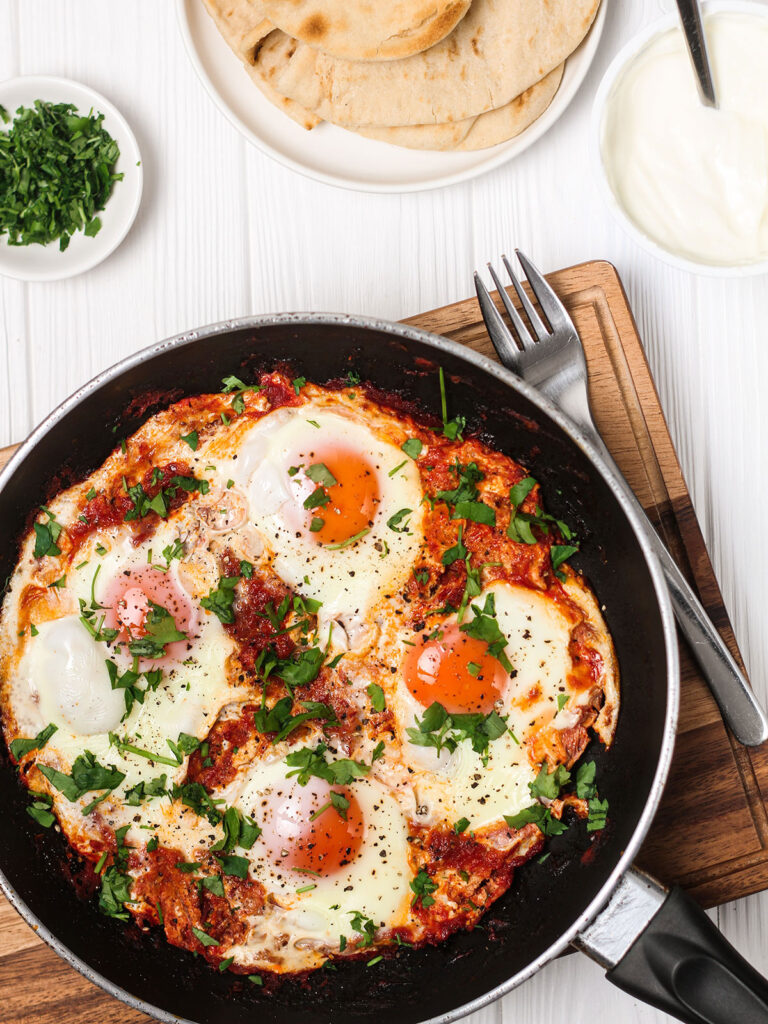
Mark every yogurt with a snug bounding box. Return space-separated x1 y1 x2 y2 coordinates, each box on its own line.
601 12 768 267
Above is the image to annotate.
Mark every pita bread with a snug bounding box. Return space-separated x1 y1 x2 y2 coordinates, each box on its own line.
356 64 563 151
254 0 599 127
257 0 471 62
202 2 322 129
202 0 273 64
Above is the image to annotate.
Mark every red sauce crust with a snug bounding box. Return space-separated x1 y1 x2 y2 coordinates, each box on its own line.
401 822 545 943
131 846 266 969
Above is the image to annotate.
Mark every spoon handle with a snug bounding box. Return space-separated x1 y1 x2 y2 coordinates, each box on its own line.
675 0 718 107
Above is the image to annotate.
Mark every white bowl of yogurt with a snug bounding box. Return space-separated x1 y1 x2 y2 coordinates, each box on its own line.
592 1 768 276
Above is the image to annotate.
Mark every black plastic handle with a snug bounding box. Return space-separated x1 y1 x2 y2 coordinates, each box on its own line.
608 886 768 1024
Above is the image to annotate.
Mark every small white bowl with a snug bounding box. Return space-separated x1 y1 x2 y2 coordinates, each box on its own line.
0 76 143 283
591 1 768 278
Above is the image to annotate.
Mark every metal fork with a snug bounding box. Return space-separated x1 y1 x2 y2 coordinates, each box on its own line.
474 251 768 747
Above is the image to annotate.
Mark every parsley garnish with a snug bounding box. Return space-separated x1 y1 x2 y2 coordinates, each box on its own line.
310 789 350 822
192 926 219 948
459 593 513 673
401 438 422 460
504 804 567 837
387 508 412 533
438 367 466 441
123 474 208 522
180 430 199 451
39 751 125 805
551 544 579 582
406 701 508 767
285 742 370 787
106 657 163 719
26 790 55 828
348 910 376 947
10 722 57 761
98 825 133 920
292 376 307 395
253 696 337 743
32 507 62 559
367 683 386 713
201 575 240 624
410 868 438 908
125 601 186 659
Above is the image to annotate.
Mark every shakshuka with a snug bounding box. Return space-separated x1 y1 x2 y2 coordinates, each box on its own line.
0 370 618 978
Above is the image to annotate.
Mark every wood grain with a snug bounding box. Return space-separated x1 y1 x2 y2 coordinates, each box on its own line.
1 259 766 1023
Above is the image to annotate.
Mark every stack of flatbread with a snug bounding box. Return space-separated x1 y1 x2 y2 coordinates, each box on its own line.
203 0 601 152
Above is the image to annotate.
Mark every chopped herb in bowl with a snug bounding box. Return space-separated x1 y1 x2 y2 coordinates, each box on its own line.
0 99 123 252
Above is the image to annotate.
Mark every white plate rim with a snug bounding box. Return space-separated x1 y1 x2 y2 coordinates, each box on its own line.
177 0 607 195
0 75 143 283
590 0 768 277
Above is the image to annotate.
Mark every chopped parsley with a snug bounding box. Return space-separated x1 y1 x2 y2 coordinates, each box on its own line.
126 602 186 659
180 430 199 451
0 100 123 251
292 376 307 395
310 789 350 822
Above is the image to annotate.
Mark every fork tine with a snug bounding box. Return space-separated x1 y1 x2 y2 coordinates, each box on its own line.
486 262 536 351
515 248 578 335
473 272 523 372
502 254 549 342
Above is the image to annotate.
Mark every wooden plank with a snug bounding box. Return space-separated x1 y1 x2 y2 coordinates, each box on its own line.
1 259 767 1021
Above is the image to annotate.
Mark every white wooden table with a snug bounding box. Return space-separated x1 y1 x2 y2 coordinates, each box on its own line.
2 1 767 1021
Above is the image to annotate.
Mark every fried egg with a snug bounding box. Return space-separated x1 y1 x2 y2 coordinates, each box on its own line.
387 581 598 831
233 756 411 961
227 405 424 646
11 522 239 800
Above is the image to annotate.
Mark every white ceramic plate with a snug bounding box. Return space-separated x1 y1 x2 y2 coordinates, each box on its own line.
0 76 143 282
591 0 768 277
177 0 607 194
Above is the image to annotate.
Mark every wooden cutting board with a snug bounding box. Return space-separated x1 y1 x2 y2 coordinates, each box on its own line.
2 259 768 1024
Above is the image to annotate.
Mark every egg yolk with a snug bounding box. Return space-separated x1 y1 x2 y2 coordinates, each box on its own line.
404 623 508 714
102 566 195 663
293 447 380 546
263 782 364 875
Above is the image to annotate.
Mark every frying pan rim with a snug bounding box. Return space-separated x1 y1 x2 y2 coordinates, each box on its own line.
0 311 679 1024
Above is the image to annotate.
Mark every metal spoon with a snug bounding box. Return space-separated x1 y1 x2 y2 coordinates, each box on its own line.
676 0 718 107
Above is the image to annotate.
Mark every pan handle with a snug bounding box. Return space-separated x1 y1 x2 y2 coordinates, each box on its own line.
574 867 768 1024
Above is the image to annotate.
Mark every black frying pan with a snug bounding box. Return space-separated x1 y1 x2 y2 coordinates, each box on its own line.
0 314 765 1024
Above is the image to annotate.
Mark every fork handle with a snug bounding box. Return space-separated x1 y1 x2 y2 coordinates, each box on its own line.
590 436 768 746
